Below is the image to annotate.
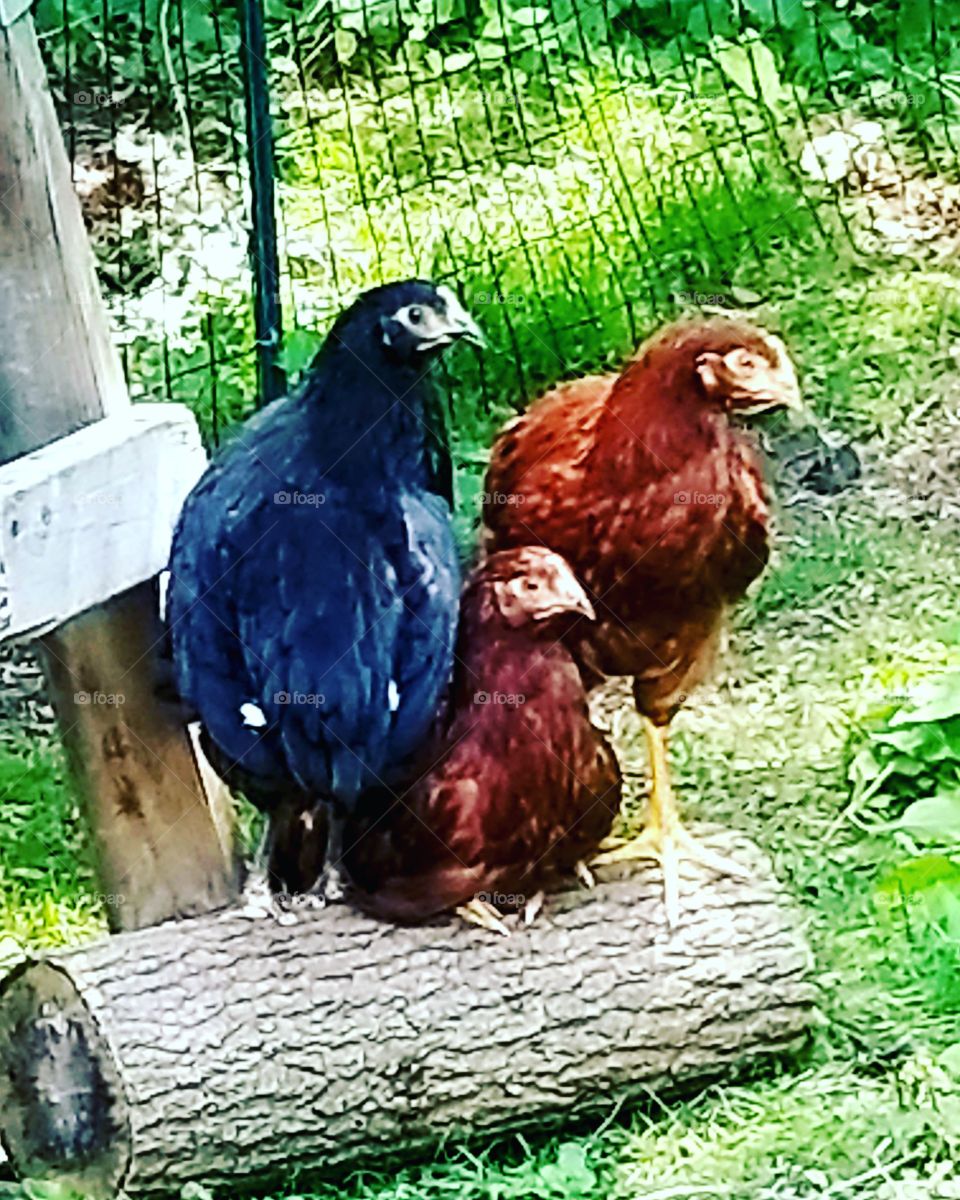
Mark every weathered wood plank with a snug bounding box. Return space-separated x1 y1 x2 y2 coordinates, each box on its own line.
0 11 126 463
0 9 238 927
0 836 815 1199
0 405 206 639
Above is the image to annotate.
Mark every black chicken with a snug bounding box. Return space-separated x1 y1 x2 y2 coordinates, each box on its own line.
166 280 484 898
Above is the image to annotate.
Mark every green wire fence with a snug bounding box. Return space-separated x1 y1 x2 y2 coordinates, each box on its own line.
31 0 960 455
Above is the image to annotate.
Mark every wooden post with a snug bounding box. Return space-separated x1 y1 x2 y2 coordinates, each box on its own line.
0 838 815 1199
0 3 237 928
0 0 126 458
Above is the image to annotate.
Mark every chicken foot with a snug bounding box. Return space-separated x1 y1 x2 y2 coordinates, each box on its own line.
456 896 511 936
591 716 748 926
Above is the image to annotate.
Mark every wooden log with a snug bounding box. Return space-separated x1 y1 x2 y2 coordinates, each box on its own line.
0 834 815 1199
0 7 237 927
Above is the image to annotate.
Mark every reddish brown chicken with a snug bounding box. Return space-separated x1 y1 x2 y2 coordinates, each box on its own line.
342 546 621 933
483 317 802 923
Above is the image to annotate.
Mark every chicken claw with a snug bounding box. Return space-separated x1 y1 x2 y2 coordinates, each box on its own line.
523 890 545 925
593 826 748 927
575 859 596 889
456 896 511 936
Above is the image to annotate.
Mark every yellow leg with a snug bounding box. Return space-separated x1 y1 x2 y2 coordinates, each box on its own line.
591 717 748 926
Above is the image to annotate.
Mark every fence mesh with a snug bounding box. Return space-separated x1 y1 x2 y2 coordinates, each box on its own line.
32 0 960 464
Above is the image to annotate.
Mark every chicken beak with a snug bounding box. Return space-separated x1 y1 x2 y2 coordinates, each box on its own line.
776 366 809 429
738 372 804 421
454 312 487 348
564 578 596 622
574 593 597 621
766 334 802 415
442 311 486 349
531 576 596 623
435 286 487 348
781 372 804 413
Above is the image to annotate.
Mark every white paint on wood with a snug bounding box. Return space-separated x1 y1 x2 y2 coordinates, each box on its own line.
0 0 33 28
0 405 206 640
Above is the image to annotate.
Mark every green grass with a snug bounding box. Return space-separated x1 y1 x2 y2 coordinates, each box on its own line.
0 745 106 973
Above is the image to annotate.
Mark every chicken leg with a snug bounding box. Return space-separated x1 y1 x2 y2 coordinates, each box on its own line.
591 717 748 926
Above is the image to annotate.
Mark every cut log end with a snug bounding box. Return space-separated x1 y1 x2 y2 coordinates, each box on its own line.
0 831 815 1199
0 962 129 1195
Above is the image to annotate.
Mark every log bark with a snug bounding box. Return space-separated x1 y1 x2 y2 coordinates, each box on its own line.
0 833 815 1199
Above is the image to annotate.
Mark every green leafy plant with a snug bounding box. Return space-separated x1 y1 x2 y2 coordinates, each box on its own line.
852 671 960 978
850 670 960 840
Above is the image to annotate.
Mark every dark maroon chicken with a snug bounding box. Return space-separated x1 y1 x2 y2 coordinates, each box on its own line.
342 546 621 932
483 317 802 923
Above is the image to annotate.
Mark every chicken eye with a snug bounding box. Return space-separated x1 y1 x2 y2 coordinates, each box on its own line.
524 580 539 591
408 306 423 325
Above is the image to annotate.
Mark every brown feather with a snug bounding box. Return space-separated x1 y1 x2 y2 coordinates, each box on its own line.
484 317 782 723
342 549 620 922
